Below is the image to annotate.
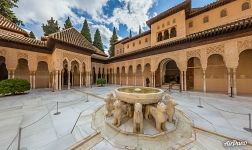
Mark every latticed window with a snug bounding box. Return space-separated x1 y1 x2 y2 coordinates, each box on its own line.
203 16 209 23
157 32 163 42
242 1 250 11
170 27 177 38
220 9 227 17
164 30 169 40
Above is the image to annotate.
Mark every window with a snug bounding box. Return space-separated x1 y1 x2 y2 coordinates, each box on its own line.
170 27 177 38
157 32 163 42
145 38 148 43
189 21 193 28
162 24 165 28
242 1 250 11
133 42 135 47
167 21 170 26
157 26 160 30
127 44 129 48
164 30 169 40
173 19 176 24
139 40 141 44
203 16 209 23
220 9 227 17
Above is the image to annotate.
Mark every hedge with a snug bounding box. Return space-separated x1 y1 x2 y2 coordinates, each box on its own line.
96 78 106 86
0 79 30 96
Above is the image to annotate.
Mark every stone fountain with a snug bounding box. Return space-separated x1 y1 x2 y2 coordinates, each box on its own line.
105 86 177 135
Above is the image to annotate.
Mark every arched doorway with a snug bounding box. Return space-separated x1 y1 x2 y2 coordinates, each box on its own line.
63 60 70 87
116 67 120 85
36 61 49 88
237 50 252 95
143 63 151 87
186 57 203 91
82 62 86 86
71 61 80 86
0 56 8 81
206 54 227 93
98 68 101 79
15 58 29 81
136 64 142 86
128 66 134 85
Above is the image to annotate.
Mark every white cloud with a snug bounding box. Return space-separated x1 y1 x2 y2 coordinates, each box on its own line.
108 0 156 32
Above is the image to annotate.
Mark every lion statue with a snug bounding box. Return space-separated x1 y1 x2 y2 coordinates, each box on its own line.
145 102 167 132
164 95 177 123
121 102 133 118
105 93 115 117
133 103 143 134
112 100 122 127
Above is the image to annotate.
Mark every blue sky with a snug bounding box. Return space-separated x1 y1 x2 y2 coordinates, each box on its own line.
14 0 215 52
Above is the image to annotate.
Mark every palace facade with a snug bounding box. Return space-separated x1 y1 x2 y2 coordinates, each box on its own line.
1 0 252 96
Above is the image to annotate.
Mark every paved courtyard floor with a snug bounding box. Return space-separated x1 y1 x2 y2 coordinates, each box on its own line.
0 85 252 150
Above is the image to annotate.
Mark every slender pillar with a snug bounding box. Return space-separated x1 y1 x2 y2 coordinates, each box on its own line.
184 71 187 91
55 70 58 90
68 71 71 89
233 68 237 96
203 69 206 93
72 72 74 87
227 68 231 95
8 70 11 79
142 73 145 87
59 71 62 90
115 73 117 85
120 73 122 85
12 70 15 79
32 71 36 89
80 72 82 88
134 73 136 86
180 71 184 91
153 72 156 88
126 74 129 86
52 72 55 90
30 72 33 89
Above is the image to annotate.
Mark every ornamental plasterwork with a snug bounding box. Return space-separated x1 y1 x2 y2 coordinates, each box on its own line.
186 49 201 60
17 52 28 60
63 52 85 64
0 49 6 57
206 44 224 57
237 39 252 54
37 56 48 63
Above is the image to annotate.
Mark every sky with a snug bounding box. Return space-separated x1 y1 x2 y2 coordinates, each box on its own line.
13 0 216 53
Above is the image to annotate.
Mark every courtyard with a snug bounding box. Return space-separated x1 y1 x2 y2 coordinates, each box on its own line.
0 85 251 150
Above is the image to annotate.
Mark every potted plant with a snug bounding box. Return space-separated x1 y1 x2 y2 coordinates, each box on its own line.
96 78 106 87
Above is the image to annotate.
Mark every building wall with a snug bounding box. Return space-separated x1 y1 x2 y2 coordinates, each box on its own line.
115 43 124 56
123 34 151 54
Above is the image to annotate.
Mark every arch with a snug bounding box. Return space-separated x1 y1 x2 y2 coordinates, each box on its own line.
71 60 80 86
136 64 143 86
157 32 163 42
98 68 102 79
164 30 169 40
170 27 177 38
121 66 126 85
82 62 86 86
206 54 227 93
15 58 30 81
0 56 8 81
186 57 203 91
242 1 250 11
92 67 96 84
237 49 252 95
143 63 152 87
63 60 70 87
155 58 180 88
36 61 49 88
128 65 134 85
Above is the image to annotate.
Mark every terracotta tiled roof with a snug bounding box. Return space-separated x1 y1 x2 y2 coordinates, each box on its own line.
0 29 47 48
0 15 28 36
47 28 107 56
114 37 129 45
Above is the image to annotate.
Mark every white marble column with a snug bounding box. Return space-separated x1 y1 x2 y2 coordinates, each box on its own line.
153 72 156 88
180 71 184 91
79 72 82 88
12 70 15 79
68 71 71 90
8 70 11 79
126 74 129 86
59 71 62 90
184 71 187 91
233 68 237 96
32 71 36 89
52 72 55 90
120 73 122 85
134 73 136 86
203 69 206 93
30 72 33 89
55 71 58 90
72 72 74 87
227 68 231 95
115 74 117 85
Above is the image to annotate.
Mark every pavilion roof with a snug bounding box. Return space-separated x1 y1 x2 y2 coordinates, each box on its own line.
0 15 28 36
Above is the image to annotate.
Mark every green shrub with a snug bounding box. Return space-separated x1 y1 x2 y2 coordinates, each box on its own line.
0 79 30 96
96 78 106 86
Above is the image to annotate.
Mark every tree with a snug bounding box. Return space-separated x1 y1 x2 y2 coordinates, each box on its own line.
64 16 73 29
81 19 92 43
109 27 118 57
42 17 60 36
129 29 132 38
29 31 35 39
0 0 22 25
139 25 142 34
93 29 104 52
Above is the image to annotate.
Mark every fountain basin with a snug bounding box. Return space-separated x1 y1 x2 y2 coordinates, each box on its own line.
115 87 164 104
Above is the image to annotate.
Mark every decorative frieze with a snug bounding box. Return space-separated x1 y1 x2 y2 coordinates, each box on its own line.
17 52 28 60
206 45 224 57
186 49 201 60
237 40 252 54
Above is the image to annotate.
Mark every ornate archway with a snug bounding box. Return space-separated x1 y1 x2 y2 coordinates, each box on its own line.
36 61 49 88
186 57 203 91
0 56 8 81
